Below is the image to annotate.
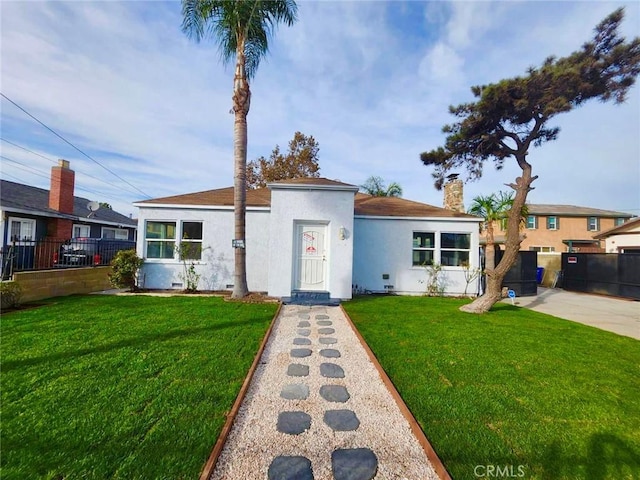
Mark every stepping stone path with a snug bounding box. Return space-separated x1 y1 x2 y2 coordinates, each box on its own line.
271 309 377 480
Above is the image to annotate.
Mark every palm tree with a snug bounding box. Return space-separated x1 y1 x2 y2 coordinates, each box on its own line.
182 0 297 298
468 191 517 272
360 176 403 197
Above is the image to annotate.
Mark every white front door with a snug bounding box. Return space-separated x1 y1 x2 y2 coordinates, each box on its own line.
294 224 327 291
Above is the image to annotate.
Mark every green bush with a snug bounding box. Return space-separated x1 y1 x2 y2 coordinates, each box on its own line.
109 249 143 291
1 281 22 310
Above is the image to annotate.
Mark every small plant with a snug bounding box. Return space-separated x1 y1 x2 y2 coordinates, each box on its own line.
109 249 143 292
176 241 202 293
462 262 482 297
1 281 22 310
423 263 445 297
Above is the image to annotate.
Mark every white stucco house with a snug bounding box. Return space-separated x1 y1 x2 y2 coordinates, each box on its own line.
133 178 482 300
593 217 640 253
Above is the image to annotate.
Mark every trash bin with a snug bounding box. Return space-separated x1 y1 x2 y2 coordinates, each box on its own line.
536 267 545 285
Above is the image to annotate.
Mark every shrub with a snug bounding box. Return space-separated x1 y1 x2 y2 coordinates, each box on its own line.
1 281 22 310
109 249 143 291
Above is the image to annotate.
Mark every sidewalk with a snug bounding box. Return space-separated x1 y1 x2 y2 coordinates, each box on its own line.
510 287 639 340
205 305 444 480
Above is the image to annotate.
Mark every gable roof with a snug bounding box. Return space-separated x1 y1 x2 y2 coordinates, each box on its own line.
136 179 480 220
593 217 640 239
526 204 632 218
1 179 136 227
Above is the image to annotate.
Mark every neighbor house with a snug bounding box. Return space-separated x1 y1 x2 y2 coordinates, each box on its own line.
133 177 482 300
488 204 633 253
1 160 137 247
593 216 640 254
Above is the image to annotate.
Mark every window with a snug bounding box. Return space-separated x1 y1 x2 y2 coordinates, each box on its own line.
440 233 471 266
179 221 203 260
587 217 600 231
102 227 129 240
615 218 626 227
412 232 435 266
73 224 91 238
546 216 558 230
529 246 555 253
9 217 36 243
526 215 538 229
146 221 176 259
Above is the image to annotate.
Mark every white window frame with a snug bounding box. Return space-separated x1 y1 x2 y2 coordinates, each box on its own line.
73 224 91 238
546 216 558 230
178 221 204 261
614 217 626 227
145 221 177 260
587 216 600 232
526 215 538 229
412 232 435 266
8 217 36 245
529 246 556 253
440 232 471 267
101 227 129 240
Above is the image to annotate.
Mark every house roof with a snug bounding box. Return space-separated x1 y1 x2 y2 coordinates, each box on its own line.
1 179 137 227
593 217 640 239
526 204 632 218
137 180 480 220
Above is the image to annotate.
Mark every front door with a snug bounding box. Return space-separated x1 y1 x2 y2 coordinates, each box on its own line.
294 224 327 291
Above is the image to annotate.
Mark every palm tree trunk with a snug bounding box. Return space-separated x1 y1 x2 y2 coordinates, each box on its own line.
231 40 250 299
461 156 535 313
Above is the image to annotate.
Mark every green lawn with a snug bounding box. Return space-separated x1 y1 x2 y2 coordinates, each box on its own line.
343 296 640 480
1 295 277 480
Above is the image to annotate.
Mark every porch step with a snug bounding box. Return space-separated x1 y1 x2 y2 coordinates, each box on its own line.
283 291 340 306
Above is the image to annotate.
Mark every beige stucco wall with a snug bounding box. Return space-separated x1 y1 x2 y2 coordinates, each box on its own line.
13 267 112 303
489 216 621 252
535 253 562 287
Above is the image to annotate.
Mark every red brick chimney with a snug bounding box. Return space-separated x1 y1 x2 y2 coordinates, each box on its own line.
48 159 75 239
49 159 75 213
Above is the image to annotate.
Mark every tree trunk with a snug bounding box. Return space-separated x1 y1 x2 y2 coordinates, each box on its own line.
461 154 536 314
231 41 250 299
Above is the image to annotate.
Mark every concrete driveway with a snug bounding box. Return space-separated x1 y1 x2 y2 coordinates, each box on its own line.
508 287 639 340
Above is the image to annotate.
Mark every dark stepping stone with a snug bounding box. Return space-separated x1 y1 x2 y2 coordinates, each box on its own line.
297 329 311 337
320 363 345 378
317 320 332 326
268 456 314 480
293 337 311 345
319 337 337 345
320 349 341 358
281 384 310 400
315 314 330 320
287 364 309 377
324 409 360 431
291 348 312 358
298 314 311 320
319 385 350 403
318 327 335 335
332 448 378 480
277 411 311 435
297 321 311 327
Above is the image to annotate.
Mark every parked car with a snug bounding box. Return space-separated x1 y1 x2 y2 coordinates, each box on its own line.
54 238 136 267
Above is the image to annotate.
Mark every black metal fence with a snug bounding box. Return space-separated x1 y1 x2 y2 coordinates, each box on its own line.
1 238 136 280
562 253 640 300
493 249 538 297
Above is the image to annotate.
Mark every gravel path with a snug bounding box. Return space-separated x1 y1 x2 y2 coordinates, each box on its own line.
209 305 440 480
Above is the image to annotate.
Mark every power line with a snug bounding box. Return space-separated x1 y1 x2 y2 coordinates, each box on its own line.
1 92 151 198
1 155 133 206
1 136 144 197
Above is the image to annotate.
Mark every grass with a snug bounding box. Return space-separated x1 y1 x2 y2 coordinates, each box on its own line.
343 295 640 480
1 295 278 480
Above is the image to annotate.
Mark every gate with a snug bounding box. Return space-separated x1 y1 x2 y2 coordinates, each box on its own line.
562 253 640 300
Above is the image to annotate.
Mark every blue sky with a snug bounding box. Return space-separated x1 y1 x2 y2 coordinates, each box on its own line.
1 1 639 218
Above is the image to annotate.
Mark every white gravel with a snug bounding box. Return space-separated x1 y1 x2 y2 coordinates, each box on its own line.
209 305 440 480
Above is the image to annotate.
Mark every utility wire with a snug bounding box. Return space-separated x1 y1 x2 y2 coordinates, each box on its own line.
1 155 132 206
1 136 143 197
1 92 151 198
